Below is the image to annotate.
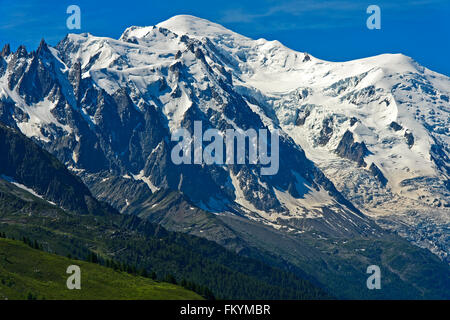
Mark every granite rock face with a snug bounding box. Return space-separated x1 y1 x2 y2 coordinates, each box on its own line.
335 131 369 167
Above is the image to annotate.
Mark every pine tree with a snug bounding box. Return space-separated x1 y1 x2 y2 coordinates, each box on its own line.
165 274 177 285
140 268 149 278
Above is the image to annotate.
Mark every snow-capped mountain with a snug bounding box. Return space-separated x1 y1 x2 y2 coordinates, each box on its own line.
0 15 448 260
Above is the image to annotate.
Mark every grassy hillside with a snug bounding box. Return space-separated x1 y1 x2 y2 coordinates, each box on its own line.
0 238 202 300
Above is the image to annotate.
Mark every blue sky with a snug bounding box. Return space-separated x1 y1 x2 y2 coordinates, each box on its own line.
0 0 449 75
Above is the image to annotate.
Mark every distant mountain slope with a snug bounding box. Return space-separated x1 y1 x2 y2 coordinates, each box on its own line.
124 189 248 252
0 138 330 300
0 237 202 300
0 123 110 215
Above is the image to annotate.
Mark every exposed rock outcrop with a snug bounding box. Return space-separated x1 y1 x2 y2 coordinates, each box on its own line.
370 163 388 187
335 131 369 166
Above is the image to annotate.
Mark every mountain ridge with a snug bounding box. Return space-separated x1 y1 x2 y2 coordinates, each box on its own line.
0 14 448 292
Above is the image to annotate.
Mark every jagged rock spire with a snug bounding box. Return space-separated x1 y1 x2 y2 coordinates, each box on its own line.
36 39 50 56
1 44 11 57
15 45 28 58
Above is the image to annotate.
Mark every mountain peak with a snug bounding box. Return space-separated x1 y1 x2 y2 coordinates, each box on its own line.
157 15 231 35
121 15 242 41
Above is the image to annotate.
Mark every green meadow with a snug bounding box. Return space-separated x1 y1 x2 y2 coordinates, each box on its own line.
0 238 202 300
